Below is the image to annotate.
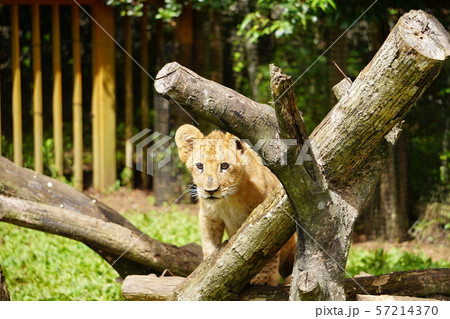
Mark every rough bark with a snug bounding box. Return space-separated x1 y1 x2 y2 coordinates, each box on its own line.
122 274 185 301
154 18 180 205
0 156 202 277
345 268 450 300
154 10 450 301
0 263 10 301
122 268 450 301
0 195 202 277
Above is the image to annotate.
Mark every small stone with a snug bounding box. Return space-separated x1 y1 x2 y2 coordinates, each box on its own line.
47 182 53 188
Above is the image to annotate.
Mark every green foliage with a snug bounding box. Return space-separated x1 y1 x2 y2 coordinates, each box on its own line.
346 248 450 278
120 167 133 187
237 0 335 42
155 0 183 21
1 135 13 159
105 0 145 16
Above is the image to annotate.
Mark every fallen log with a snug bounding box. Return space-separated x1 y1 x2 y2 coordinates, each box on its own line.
0 156 202 277
122 274 185 301
121 268 450 301
0 194 202 278
345 268 450 300
356 295 441 301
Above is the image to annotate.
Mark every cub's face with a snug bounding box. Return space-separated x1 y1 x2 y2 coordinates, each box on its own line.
175 125 247 202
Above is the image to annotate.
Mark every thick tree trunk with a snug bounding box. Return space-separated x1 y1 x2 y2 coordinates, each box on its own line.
0 156 202 278
327 26 348 107
155 10 450 300
153 19 179 205
381 141 409 242
0 263 10 301
363 187 383 240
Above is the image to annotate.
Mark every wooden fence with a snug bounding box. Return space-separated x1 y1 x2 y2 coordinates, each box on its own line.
0 0 151 191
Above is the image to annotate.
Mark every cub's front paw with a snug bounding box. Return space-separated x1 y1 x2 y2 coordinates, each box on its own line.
250 271 280 286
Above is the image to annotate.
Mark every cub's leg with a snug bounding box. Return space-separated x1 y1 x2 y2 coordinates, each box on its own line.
250 252 281 286
199 209 225 258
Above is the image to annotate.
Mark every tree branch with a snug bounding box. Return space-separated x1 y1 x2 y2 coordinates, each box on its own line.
0 195 201 277
0 156 202 277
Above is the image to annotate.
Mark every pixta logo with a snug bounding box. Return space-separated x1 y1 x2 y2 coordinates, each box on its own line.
126 129 172 176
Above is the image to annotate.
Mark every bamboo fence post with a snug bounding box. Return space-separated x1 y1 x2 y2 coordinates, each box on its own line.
124 16 133 187
91 17 100 189
11 4 22 167
32 4 43 174
72 5 83 190
52 4 63 178
91 4 116 190
140 6 150 188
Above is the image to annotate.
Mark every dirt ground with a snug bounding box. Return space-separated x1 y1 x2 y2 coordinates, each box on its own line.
85 187 198 216
86 188 449 263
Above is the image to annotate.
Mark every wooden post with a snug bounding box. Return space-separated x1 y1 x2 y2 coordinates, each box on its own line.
11 4 22 167
52 5 63 178
92 4 116 190
72 5 83 190
32 4 43 174
140 6 150 188
124 16 133 187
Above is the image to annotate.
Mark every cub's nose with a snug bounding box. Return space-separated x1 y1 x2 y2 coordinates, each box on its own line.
205 187 219 196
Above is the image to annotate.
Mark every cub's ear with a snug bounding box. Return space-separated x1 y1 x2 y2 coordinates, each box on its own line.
175 124 204 163
234 138 245 154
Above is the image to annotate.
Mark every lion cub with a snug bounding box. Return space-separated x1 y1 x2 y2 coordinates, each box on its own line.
175 124 295 286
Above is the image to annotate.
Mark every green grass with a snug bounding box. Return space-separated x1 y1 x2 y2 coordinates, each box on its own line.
1 207 448 300
0 208 200 301
346 247 450 277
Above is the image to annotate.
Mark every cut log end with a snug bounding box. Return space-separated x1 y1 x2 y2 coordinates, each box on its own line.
154 62 183 95
399 10 450 61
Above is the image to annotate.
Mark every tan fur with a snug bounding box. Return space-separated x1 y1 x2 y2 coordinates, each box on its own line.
175 124 296 286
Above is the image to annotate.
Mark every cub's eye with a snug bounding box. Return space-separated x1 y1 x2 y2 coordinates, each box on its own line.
220 163 230 170
195 163 204 170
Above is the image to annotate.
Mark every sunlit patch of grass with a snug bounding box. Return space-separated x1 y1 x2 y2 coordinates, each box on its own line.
0 224 122 300
346 247 450 277
0 208 200 300
122 207 201 247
